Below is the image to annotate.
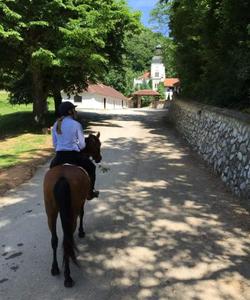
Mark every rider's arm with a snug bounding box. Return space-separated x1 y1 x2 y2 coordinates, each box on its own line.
76 122 86 150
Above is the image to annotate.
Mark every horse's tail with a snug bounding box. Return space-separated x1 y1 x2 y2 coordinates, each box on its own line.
53 176 78 265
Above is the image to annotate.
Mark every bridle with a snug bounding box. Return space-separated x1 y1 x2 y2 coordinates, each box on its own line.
83 133 102 163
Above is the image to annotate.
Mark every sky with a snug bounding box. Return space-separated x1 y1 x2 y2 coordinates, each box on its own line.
127 0 158 29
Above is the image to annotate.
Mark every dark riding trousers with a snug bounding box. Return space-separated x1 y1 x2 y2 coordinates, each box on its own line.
50 151 96 189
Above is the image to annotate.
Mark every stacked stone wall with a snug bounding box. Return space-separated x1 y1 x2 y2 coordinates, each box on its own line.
169 100 250 199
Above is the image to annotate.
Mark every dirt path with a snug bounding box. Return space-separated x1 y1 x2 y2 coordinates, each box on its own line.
0 108 250 300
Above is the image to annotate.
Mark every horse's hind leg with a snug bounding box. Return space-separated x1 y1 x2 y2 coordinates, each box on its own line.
78 203 85 238
64 253 74 287
49 214 60 276
63 216 78 288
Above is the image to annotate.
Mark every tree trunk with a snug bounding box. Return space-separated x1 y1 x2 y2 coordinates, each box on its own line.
52 88 62 118
32 69 48 126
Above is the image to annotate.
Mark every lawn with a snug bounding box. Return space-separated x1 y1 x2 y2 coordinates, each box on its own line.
0 90 33 114
0 91 54 169
0 90 55 138
0 133 52 168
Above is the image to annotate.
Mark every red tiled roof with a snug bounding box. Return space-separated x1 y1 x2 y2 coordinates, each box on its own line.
133 89 160 96
86 84 127 100
138 71 151 80
164 78 180 87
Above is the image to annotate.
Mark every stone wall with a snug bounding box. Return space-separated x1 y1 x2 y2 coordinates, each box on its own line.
169 99 250 199
150 100 169 109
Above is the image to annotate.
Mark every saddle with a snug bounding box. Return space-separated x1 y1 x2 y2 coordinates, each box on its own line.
63 163 88 176
62 163 99 200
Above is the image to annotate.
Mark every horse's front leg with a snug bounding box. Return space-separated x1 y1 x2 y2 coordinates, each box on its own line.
78 202 85 238
49 215 60 276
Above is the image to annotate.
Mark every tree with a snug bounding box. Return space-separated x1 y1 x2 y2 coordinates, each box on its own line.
103 67 140 97
103 26 176 96
150 0 171 35
152 0 250 109
157 82 165 99
0 0 140 124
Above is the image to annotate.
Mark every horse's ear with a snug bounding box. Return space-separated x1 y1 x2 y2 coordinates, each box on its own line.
96 132 100 138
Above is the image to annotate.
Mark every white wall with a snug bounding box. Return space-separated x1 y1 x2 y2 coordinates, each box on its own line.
151 63 165 91
134 78 143 87
61 91 127 109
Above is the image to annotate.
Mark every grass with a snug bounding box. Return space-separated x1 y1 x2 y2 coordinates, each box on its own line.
0 91 54 169
0 90 33 114
0 91 93 171
0 133 52 168
0 91 54 138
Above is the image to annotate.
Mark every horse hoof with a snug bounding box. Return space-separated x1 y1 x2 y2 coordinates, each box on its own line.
51 266 60 276
64 278 74 288
78 230 85 238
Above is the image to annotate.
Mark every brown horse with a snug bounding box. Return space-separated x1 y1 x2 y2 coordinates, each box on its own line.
43 132 102 287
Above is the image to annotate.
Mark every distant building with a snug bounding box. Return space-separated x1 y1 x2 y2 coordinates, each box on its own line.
133 71 151 88
61 83 128 109
164 78 180 100
150 45 166 91
133 45 180 100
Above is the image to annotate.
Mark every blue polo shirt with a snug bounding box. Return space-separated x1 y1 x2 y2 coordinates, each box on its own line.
52 116 86 152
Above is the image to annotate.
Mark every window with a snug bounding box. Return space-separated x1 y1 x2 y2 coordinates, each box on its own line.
74 95 82 103
155 72 159 78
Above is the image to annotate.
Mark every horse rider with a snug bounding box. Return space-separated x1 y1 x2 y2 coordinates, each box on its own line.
50 101 99 200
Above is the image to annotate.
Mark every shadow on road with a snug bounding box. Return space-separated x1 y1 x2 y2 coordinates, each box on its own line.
77 109 250 299
1 109 250 299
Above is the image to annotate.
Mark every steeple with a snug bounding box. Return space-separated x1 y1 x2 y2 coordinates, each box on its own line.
152 45 163 64
155 44 163 56
151 44 166 91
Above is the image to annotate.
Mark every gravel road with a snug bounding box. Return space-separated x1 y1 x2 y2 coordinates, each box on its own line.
1 108 250 300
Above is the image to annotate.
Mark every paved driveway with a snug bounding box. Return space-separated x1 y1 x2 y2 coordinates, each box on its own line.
1 109 250 300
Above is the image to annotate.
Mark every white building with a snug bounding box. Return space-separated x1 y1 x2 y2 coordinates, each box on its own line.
133 71 151 89
133 45 180 99
61 83 128 109
150 45 166 91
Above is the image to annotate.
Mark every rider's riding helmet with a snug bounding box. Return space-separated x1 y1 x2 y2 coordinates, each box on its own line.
58 101 77 117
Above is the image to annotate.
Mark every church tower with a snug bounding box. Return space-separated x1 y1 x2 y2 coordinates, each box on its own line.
150 45 166 91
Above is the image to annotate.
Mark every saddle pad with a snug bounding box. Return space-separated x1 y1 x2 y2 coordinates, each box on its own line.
63 163 89 177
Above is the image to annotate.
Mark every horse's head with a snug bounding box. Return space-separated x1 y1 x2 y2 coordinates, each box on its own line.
84 132 102 163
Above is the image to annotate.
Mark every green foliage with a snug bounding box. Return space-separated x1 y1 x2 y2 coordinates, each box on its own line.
150 1 171 35
104 67 139 96
124 28 176 76
103 26 176 96
141 97 152 107
140 80 152 90
157 82 165 99
0 0 140 123
125 28 159 72
155 0 250 109
31 48 56 69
